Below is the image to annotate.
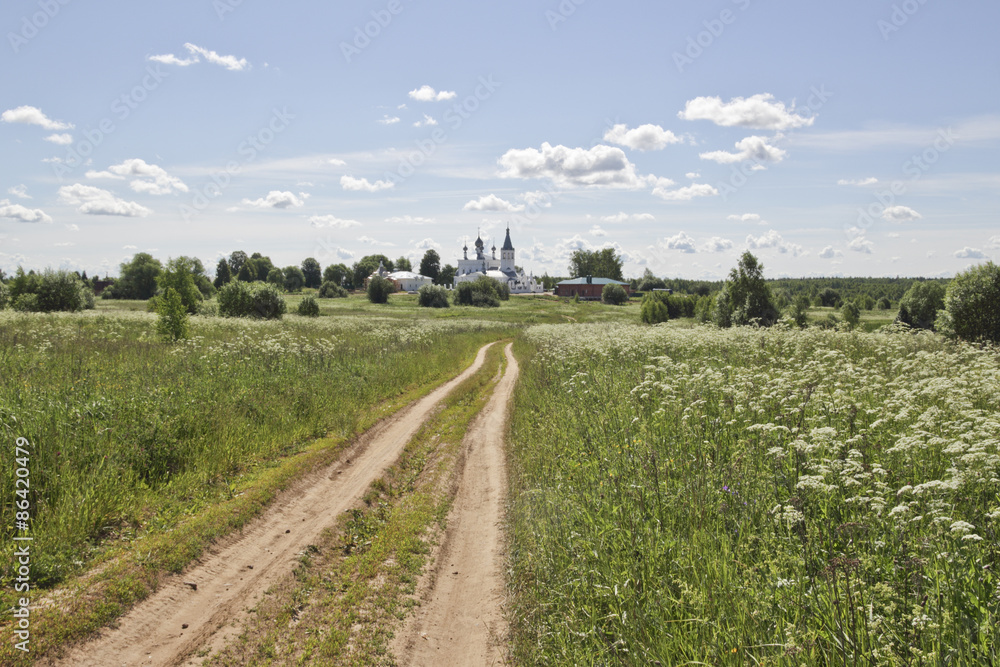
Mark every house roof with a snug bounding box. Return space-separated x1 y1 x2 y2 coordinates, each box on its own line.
501 226 514 251
556 277 629 286
389 271 431 281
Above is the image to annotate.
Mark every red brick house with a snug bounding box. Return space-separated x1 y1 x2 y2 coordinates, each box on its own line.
554 276 630 300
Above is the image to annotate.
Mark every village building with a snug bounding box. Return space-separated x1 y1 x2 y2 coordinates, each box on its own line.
453 226 544 294
366 260 433 293
554 276 630 300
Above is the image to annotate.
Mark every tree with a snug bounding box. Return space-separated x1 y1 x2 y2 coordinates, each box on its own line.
818 288 842 308
318 281 348 298
301 257 322 289
602 283 629 305
419 249 441 283
33 269 91 312
367 275 395 304
637 268 666 292
282 266 306 292
937 261 1000 343
115 253 162 300
297 295 320 317
266 268 285 289
640 293 669 324
439 264 456 286
568 248 623 281
713 251 779 328
228 250 248 276
157 257 204 314
417 284 450 308
353 255 393 288
841 301 861 329
876 297 892 310
790 295 811 328
237 262 257 282
217 281 286 319
323 263 350 287
247 254 274 283
214 258 233 289
0 282 9 310
896 280 945 329
395 256 412 272
156 288 191 341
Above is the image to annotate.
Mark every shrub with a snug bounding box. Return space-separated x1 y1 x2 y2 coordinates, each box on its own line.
876 296 891 310
818 287 842 308
157 257 204 314
694 295 714 323
283 266 306 293
156 288 191 341
217 281 287 319
640 293 669 324
318 281 348 298
367 276 395 304
418 284 450 308
602 283 629 305
13 293 38 312
841 301 861 329
937 261 1000 343
297 295 320 317
0 282 9 309
24 269 90 312
453 276 505 307
713 252 778 328
266 268 285 290
789 295 811 328
896 281 944 330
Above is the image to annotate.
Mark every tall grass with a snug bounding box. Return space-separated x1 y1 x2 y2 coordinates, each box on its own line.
0 311 510 592
509 323 999 665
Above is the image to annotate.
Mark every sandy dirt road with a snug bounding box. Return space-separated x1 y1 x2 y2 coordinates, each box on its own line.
43 343 494 667
392 342 518 667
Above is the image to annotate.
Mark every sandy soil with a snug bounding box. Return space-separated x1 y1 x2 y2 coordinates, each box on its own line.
391 342 518 667
43 343 494 667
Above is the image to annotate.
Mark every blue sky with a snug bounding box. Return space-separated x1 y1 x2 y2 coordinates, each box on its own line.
1 0 997 280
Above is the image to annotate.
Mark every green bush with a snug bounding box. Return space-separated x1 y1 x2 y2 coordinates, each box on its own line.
453 277 506 307
937 261 1000 343
713 252 779 328
896 281 944 330
876 296 891 310
155 288 191 341
297 295 320 317
841 301 861 329
640 293 669 324
217 281 287 319
602 283 629 305
0 282 9 309
318 281 348 298
13 293 38 312
266 268 285 290
12 269 94 313
417 284 450 308
694 295 714 323
367 276 395 304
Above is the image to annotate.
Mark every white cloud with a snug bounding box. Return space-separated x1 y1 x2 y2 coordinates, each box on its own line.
837 177 878 186
123 245 138 250
954 247 988 259
882 205 922 222
727 213 764 224
44 133 73 145
987 236 1000 249
601 212 656 223
341 175 395 192
54 242 75 247
386 215 434 224
414 238 441 250
685 172 701 179
149 43 249 71
589 225 607 237
413 114 438 127
746 229 804 256
242 191 306 209
701 237 734 253
58 184 151 217
328 158 347 167
87 158 188 195
308 215 361 229
7 185 30 199
65 223 79 231
519 191 553 208
499 142 652 189
0 199 52 223
848 236 874 254
377 115 401 125
819 246 844 259
887 232 901 238
358 235 395 247
700 135 786 164
408 85 457 102
661 231 697 253
678 94 814 130
652 183 718 201
603 123 681 151
1 105 74 131
463 194 524 212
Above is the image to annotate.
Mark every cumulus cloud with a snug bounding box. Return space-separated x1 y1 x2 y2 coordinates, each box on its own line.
44 133 73 145
463 194 524 212
819 246 844 259
988 235 1000 249
954 247 988 259
386 215 434 224
242 191 306 209
837 177 878 186
746 230 804 256
701 237 734 253
685 172 701 179
340 175 395 192
603 123 681 151
848 236 874 254
413 114 438 127
414 238 441 250
87 159 188 195
408 85 457 102
661 231 697 253
149 43 249 71
308 215 361 229
652 182 718 201
700 135 786 164
377 115 401 125
519 191 553 208
499 142 653 189
358 235 395 247
58 184 151 217
727 213 764 224
0 199 52 223
678 94 814 130
589 225 607 237
882 206 922 222
1 105 74 130
7 185 30 199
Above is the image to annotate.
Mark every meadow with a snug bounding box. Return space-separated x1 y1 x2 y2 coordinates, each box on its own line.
509 322 999 665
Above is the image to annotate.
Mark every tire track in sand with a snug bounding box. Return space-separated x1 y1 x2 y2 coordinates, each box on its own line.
392 342 518 666
44 343 495 667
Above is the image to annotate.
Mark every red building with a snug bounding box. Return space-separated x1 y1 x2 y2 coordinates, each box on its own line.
554 276 630 300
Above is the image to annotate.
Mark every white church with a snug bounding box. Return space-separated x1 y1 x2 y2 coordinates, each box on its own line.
453 226 544 294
